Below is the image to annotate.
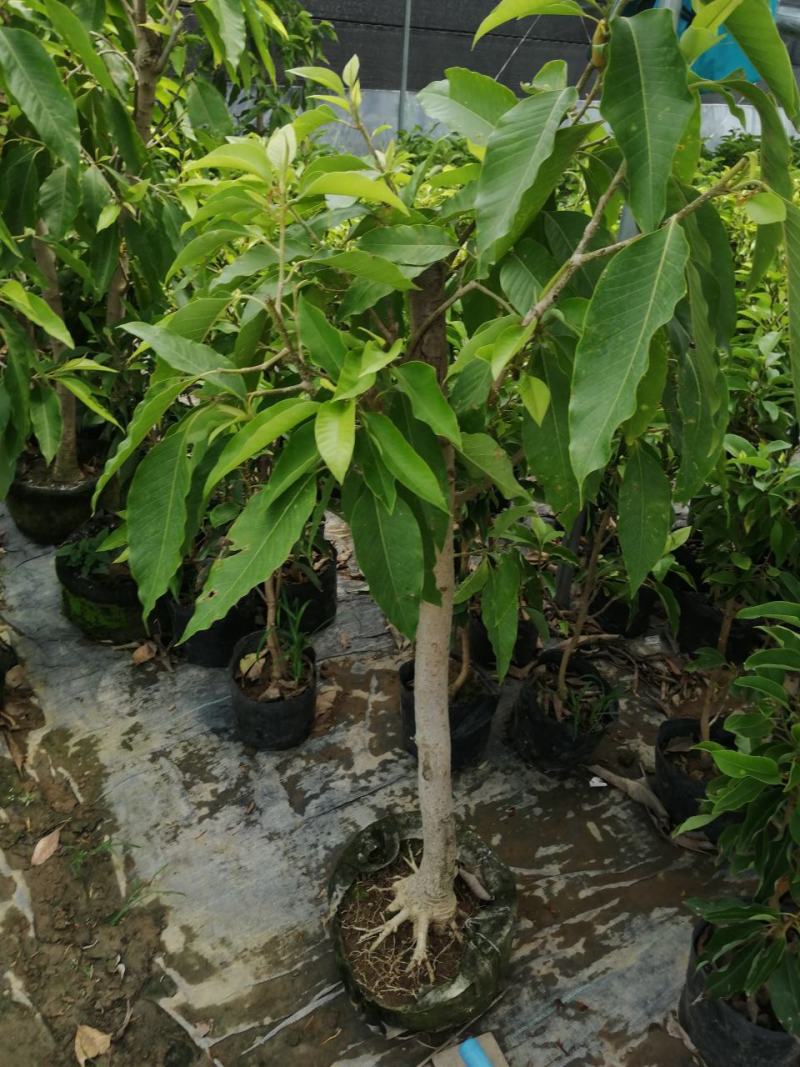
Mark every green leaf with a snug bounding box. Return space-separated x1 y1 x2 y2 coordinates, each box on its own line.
518 374 550 425
454 557 490 605
746 648 800 672
622 331 668 442
182 476 318 642
349 489 424 638
96 202 120 232
166 227 247 281
186 78 234 141
768 952 800 1035
521 352 580 526
0 281 74 347
57 376 120 428
473 0 586 44
783 201 800 425
355 430 396 512
738 601 800 623
317 250 417 290
726 0 800 122
600 10 694 233
619 442 672 594
287 65 345 96
300 172 409 215
358 224 458 266
482 554 520 680
476 88 577 259
184 141 272 181
365 412 448 512
29 384 62 466
206 0 246 68
297 295 347 378
710 750 782 784
499 238 555 315
121 322 244 398
93 377 188 507
244 0 276 83
569 222 689 490
315 400 355 483
257 420 320 510
418 67 517 146
0 28 80 170
128 427 194 618
459 432 527 499
101 95 147 173
203 398 318 498
159 297 229 343
39 164 81 241
679 0 745 63
43 0 119 97
393 362 461 446
744 191 786 225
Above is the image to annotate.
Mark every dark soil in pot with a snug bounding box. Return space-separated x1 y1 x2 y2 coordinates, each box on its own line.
589 585 657 638
329 812 516 1033
467 614 538 671
229 631 316 750
510 648 618 770
55 522 144 643
399 658 499 771
675 589 761 664
7 456 97 546
653 717 736 843
281 543 338 634
679 921 799 1067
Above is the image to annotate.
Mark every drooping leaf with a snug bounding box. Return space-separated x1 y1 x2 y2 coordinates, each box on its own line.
473 0 586 44
569 222 689 490
365 412 449 511
29 384 62 466
316 250 417 290
476 87 577 259
785 201 800 424
300 172 408 214
417 67 517 145
358 224 458 266
726 0 800 121
393 362 461 446
481 554 520 680
768 952 800 1036
315 399 355 483
186 77 235 142
518 373 551 425
499 238 556 316
297 295 347 378
0 28 80 170
39 164 81 241
166 226 247 281
355 430 396 512
57 376 120 428
619 441 672 593
184 141 272 181
459 432 527 499
0 281 74 347
43 0 119 97
601 10 694 233
521 351 580 525
206 0 246 68
622 331 669 442
349 489 424 638
182 476 317 642
121 322 244 398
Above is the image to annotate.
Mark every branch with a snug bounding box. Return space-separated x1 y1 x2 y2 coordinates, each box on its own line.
407 279 513 359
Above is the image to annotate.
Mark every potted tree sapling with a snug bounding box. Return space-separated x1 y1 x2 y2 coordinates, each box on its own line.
675 602 800 1066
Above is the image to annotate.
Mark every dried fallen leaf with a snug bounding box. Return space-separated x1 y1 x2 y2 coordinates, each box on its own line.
114 999 133 1039
316 687 339 716
31 827 60 867
3 729 25 774
195 1020 211 1037
74 1024 112 1065
587 765 669 821
131 641 157 665
244 800 256 816
5 663 26 688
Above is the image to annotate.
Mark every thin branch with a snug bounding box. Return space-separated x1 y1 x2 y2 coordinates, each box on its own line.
407 280 513 359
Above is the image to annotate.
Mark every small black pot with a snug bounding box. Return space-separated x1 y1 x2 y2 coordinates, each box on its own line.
467 615 538 671
590 585 656 639
399 659 499 771
7 476 96 546
55 550 144 644
679 922 799 1067
329 813 516 1033
676 590 760 664
510 649 618 769
167 595 258 668
282 545 338 634
653 717 735 842
228 632 316 750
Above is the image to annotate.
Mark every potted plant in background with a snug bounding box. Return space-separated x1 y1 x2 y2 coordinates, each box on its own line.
675 602 800 1065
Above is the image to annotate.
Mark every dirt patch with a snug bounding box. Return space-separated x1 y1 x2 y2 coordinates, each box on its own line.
0 666 200 1067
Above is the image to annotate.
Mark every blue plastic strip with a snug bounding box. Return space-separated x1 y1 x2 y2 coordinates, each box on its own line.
459 1037 494 1067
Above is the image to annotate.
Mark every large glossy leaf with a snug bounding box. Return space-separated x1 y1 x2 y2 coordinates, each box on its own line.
186 78 234 142
57 376 120 428
257 420 320 510
206 0 246 68
619 441 671 593
300 172 408 214
521 351 580 526
0 281 74 347
393 362 461 446
459 432 527 499
297 295 347 378
43 0 119 97
476 87 577 259
783 201 800 424
349 488 424 638
355 430 396 512
202 398 318 498
29 384 61 466
128 426 193 617
474 0 586 43
184 141 272 181
39 164 81 241
365 412 448 511
358 224 458 266
315 399 355 483
93 377 188 506
166 226 247 281
726 0 800 121
0 28 80 170
768 952 800 1036
181 475 317 642
122 322 244 398
601 10 694 233
316 250 417 290
481 555 520 681
418 67 517 145
569 222 689 490
499 238 556 315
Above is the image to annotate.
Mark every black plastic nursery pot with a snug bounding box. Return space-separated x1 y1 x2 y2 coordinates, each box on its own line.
281 543 338 634
55 545 145 644
679 922 799 1067
467 614 538 671
653 717 734 843
7 475 97 546
510 648 618 770
228 631 317 750
590 585 656 639
399 659 499 771
329 813 516 1033
675 589 760 664
167 594 258 668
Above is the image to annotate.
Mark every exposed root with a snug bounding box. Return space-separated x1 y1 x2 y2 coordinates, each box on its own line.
363 871 458 976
